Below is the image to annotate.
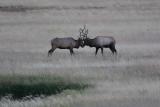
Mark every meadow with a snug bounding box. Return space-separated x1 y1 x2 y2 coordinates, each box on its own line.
0 0 160 106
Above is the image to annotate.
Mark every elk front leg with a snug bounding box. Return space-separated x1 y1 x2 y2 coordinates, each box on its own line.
69 48 74 55
110 44 117 55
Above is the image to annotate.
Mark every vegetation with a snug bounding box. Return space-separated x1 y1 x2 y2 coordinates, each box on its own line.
0 75 90 100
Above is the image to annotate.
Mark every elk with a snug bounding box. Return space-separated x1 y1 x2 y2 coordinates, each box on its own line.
80 26 117 55
48 30 84 56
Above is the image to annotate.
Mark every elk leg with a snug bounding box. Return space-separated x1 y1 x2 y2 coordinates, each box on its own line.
69 48 74 55
113 46 117 54
48 48 55 56
101 48 104 56
109 45 117 55
109 47 114 54
95 48 99 56
113 48 117 54
48 49 52 56
110 44 117 55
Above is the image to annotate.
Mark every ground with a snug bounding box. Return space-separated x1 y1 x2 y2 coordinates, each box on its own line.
0 0 160 106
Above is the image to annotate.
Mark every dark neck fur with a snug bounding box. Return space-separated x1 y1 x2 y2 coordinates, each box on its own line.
85 38 95 47
75 39 80 48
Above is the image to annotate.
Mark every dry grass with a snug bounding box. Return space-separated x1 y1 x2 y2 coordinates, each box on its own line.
0 0 160 106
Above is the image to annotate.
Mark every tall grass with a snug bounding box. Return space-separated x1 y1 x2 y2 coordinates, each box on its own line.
0 74 90 100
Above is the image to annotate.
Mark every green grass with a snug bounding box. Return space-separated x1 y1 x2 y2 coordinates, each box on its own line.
0 74 90 100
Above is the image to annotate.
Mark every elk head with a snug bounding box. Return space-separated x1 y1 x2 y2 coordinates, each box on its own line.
78 25 89 47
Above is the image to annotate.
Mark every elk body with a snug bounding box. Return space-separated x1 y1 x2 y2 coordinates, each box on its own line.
48 37 84 56
80 26 117 55
84 36 117 55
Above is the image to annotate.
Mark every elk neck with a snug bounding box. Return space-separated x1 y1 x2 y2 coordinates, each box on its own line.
85 38 95 47
74 39 80 48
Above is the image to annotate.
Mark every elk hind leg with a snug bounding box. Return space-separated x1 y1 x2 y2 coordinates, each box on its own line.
112 44 117 54
48 48 55 56
95 48 99 56
101 48 104 56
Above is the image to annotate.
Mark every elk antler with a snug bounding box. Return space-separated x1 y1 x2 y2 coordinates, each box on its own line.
79 28 83 38
79 25 88 39
86 29 88 34
84 26 88 38
83 25 86 31
79 28 82 32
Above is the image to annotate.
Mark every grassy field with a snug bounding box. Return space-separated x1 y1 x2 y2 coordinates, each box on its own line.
0 0 160 107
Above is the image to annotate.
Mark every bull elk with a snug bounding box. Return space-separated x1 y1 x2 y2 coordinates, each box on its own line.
48 30 85 56
80 25 117 55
